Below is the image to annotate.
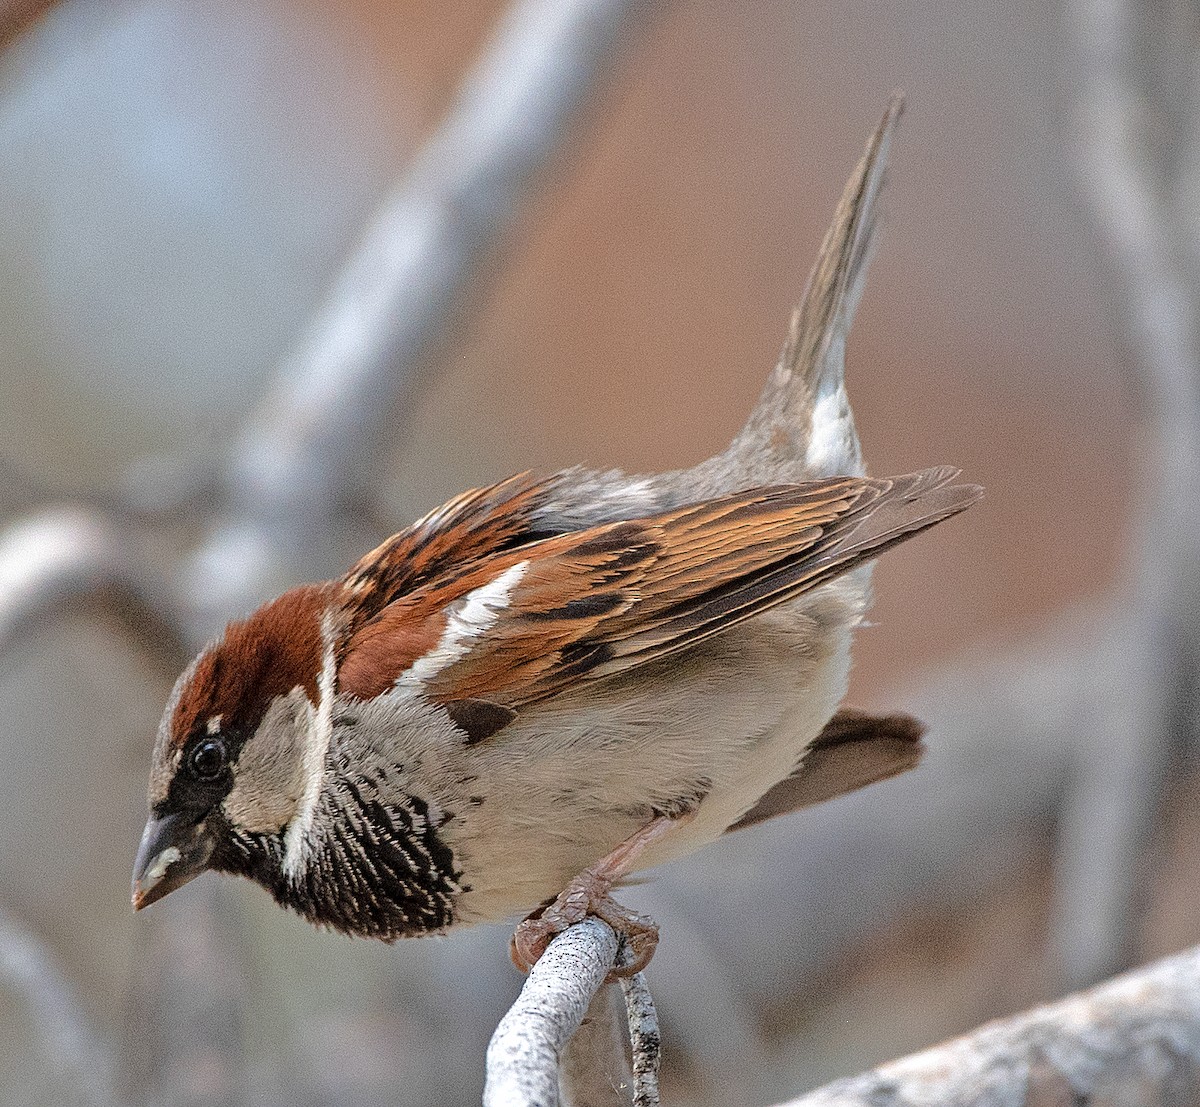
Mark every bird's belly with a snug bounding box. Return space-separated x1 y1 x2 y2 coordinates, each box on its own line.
445 609 854 926
631 633 851 873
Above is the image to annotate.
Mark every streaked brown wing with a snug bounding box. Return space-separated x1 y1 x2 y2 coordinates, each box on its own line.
405 467 980 714
341 471 557 625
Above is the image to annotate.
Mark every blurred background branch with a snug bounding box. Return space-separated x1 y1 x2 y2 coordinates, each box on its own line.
784 943 1200 1107
186 0 658 641
0 905 122 1107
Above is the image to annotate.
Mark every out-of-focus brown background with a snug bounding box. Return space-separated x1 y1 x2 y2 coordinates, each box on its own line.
0 1 1180 1105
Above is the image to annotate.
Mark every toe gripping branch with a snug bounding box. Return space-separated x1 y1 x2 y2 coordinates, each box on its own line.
510 814 686 980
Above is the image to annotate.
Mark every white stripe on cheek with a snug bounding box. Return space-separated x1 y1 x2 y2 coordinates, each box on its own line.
282 609 337 878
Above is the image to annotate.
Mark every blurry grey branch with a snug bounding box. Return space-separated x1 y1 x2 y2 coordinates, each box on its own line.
0 905 123 1107
780 944 1200 1107
1038 0 1200 991
189 0 658 632
0 506 185 655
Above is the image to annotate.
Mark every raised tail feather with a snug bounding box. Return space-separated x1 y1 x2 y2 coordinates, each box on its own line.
708 94 906 492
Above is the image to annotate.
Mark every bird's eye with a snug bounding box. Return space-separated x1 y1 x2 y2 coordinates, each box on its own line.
187 737 227 781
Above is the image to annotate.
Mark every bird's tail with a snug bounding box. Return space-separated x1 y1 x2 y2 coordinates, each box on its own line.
541 98 908 532
698 95 904 493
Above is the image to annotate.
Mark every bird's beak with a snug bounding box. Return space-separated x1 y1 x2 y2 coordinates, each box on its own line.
131 811 215 910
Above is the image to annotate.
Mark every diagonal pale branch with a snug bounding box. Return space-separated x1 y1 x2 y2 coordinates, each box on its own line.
485 917 621 1107
238 0 652 509
780 944 1200 1106
187 0 661 636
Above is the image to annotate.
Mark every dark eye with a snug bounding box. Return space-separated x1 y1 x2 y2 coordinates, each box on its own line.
187 737 227 781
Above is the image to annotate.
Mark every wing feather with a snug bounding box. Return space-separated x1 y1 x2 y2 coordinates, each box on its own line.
335 469 980 716
342 472 557 622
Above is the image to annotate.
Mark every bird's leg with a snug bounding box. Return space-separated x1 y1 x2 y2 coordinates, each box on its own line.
511 813 688 978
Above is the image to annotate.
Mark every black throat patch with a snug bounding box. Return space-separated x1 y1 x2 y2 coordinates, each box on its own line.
212 763 461 940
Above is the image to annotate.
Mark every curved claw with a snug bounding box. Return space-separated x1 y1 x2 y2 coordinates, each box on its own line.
510 883 660 981
511 814 683 978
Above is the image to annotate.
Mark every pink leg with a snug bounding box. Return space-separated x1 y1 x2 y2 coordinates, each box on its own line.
510 814 687 978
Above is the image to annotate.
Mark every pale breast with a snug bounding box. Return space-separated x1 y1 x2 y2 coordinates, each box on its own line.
440 586 860 926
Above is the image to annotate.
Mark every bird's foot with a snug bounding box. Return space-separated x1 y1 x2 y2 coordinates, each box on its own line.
510 813 686 978
510 874 659 978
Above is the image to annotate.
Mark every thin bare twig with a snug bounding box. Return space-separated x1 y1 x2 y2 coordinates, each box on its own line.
781 944 1200 1106
618 962 661 1107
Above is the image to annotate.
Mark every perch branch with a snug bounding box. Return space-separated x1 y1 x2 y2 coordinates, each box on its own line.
781 943 1200 1106
484 922 663 1106
485 916 620 1107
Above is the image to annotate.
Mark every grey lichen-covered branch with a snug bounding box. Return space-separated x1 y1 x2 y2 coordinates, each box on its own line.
483 919 664 1107
782 944 1200 1107
485 917 621 1107
483 910 1200 1107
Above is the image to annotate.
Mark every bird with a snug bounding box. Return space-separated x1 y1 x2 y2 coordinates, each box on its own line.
132 97 980 977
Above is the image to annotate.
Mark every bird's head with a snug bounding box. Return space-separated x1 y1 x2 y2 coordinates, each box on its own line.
131 584 335 911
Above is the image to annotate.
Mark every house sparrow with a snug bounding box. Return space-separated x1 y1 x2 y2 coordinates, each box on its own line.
132 98 980 975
